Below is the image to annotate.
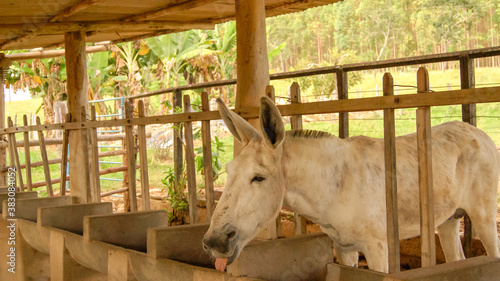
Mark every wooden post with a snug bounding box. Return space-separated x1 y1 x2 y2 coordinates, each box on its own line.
183 95 198 224
81 106 92 201
36 116 54 196
138 100 150 210
124 100 138 212
90 106 101 202
336 68 349 139
201 92 215 220
172 90 184 193
65 30 89 203
459 54 475 258
22 115 32 191
7 117 24 191
0 57 9 186
60 113 70 196
383 73 400 273
416 67 436 268
290 82 308 235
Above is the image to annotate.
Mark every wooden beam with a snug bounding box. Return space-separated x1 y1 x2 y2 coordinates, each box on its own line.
36 116 54 196
173 90 184 199
23 115 32 191
124 0 219 22
459 54 475 259
137 100 150 211
124 100 138 212
183 95 198 224
289 82 307 235
90 106 101 202
60 113 70 196
0 58 7 186
6 45 108 61
201 92 215 220
2 86 500 135
337 67 349 139
7 117 24 191
416 67 436 268
65 30 89 204
50 0 101 22
383 73 400 273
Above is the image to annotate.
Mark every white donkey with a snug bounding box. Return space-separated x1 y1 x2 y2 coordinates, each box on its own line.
203 96 500 273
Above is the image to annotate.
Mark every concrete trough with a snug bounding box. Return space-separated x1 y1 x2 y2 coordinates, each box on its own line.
83 209 169 252
2 196 74 221
227 233 333 281
147 223 212 267
37 202 113 235
0 191 38 214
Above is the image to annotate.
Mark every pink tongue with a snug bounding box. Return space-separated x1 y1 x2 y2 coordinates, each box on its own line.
215 258 228 272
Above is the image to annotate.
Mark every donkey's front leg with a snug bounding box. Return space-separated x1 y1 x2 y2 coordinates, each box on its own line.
334 246 359 267
363 241 389 273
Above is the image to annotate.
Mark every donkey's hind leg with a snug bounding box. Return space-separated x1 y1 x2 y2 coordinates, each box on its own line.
437 215 465 262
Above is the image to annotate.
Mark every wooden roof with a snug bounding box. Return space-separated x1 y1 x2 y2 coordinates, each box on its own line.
0 0 339 51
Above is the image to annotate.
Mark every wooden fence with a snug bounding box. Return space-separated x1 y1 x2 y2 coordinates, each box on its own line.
1 46 500 273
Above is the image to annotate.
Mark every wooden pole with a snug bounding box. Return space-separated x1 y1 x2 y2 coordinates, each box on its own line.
459 54 475 258
183 95 198 224
90 106 101 202
60 113 71 196
124 100 138 212
81 106 92 201
0 61 7 186
7 117 24 191
416 67 436 268
65 30 89 203
36 116 54 196
337 67 349 139
200 92 215 220
23 115 32 191
173 90 184 195
289 82 308 235
138 100 150 210
383 73 400 273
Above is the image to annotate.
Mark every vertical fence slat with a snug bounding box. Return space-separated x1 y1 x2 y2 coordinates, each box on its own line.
266 85 282 238
36 116 53 196
459 54 475 258
290 82 308 235
7 117 24 191
201 92 215 220
124 101 138 212
336 68 349 139
416 67 436 268
23 115 32 191
60 113 70 196
90 106 101 202
81 106 92 201
138 100 150 211
183 95 198 224
173 90 184 191
383 73 400 273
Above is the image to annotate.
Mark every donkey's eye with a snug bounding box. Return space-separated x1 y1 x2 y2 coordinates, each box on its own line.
251 175 266 183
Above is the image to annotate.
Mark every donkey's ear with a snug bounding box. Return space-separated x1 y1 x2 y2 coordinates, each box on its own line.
260 96 285 148
217 98 260 145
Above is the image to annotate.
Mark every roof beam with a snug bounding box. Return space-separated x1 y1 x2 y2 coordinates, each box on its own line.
49 0 102 22
124 0 219 22
5 45 109 61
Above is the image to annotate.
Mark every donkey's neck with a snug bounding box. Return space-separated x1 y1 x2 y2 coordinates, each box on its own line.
281 133 347 224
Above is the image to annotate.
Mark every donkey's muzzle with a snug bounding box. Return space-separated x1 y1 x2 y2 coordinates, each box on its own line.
202 225 238 255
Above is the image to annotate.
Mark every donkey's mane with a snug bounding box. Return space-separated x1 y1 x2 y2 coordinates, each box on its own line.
286 129 333 139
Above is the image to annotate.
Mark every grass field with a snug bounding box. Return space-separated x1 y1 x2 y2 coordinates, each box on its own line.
5 67 500 197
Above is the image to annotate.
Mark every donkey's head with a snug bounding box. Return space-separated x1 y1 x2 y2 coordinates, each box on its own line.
203 96 286 271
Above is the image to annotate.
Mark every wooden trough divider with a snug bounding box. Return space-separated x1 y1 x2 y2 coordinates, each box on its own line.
36 116 53 196
266 85 282 238
23 115 32 191
124 100 138 211
416 67 437 268
138 100 150 210
7 117 24 191
89 106 101 202
289 82 308 235
201 92 215 220
183 95 198 224
383 73 400 273
60 113 71 196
